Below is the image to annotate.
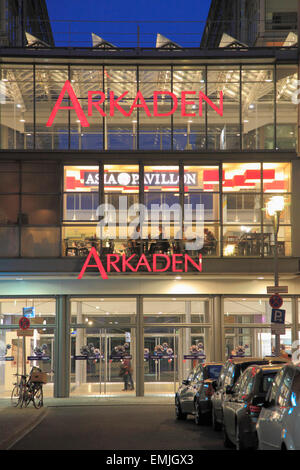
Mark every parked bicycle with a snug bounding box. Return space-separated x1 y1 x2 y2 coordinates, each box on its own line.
11 367 47 409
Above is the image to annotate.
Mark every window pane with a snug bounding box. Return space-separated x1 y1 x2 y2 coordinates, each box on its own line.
35 66 69 150
173 67 206 151
263 162 291 193
144 165 179 192
64 193 99 221
22 162 60 193
242 66 274 150
64 166 99 192
0 227 19 256
223 162 261 192
0 298 56 325
263 225 291 257
223 225 261 256
70 67 103 150
104 165 139 194
185 193 219 222
0 65 34 150
207 67 240 150
184 165 219 192
0 195 19 224
223 194 261 224
276 65 297 150
22 195 60 224
0 162 19 193
63 225 99 257
21 227 60 257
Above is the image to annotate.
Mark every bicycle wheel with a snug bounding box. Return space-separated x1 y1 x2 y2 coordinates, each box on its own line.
11 384 21 407
33 384 43 409
19 383 27 408
24 384 33 408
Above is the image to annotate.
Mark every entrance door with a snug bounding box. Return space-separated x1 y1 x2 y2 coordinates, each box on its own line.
70 326 136 396
144 330 179 395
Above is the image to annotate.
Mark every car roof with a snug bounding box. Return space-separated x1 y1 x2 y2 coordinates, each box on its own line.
251 364 285 373
203 362 223 366
227 357 268 365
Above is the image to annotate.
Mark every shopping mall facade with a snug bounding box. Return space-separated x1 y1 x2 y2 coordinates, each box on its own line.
0 43 300 399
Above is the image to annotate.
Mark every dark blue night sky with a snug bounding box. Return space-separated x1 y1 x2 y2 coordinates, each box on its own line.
45 0 211 47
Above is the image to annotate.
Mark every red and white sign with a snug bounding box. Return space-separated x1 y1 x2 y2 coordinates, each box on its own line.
78 248 203 280
19 316 30 330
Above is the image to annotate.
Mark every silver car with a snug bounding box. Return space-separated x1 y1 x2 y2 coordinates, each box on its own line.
175 362 223 424
257 363 300 450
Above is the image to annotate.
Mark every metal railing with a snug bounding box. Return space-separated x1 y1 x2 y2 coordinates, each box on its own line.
0 19 298 49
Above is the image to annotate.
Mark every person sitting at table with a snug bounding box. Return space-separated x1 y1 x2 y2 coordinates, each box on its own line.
200 228 217 255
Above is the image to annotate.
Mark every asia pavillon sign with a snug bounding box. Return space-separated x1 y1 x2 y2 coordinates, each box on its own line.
77 248 203 280
46 80 223 126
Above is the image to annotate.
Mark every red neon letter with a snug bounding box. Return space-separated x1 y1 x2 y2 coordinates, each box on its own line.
135 254 152 272
172 254 183 273
122 254 136 272
128 91 151 117
184 254 202 272
77 247 108 279
181 91 196 117
88 91 107 117
110 91 130 116
46 80 89 127
107 254 121 272
153 254 171 272
153 91 178 117
199 91 223 117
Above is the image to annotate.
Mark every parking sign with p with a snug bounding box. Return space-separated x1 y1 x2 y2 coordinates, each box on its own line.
271 308 286 324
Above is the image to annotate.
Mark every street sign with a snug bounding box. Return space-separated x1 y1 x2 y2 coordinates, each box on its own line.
267 286 288 294
271 324 286 335
271 308 286 324
17 329 34 337
19 316 30 330
23 306 35 319
269 294 283 309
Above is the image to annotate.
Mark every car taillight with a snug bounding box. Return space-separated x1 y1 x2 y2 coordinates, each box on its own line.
205 383 214 397
249 404 261 414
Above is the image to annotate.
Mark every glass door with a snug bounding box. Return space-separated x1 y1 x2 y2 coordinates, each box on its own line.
70 297 137 397
70 326 136 396
144 330 179 395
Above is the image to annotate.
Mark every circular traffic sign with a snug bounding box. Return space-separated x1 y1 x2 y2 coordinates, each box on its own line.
269 294 283 309
19 316 30 330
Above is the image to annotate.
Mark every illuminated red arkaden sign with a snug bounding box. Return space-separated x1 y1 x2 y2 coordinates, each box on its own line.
78 248 203 280
46 80 223 127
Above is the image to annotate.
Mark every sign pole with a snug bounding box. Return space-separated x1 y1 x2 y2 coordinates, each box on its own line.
22 336 26 376
274 212 280 357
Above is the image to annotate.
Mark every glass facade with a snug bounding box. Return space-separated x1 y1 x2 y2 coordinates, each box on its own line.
0 161 291 258
0 294 297 399
0 63 297 151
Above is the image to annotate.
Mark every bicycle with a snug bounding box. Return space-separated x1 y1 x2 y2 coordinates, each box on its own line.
11 367 47 408
11 373 28 408
24 380 44 409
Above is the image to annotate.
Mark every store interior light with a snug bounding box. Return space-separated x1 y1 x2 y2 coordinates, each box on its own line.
266 196 285 216
224 244 235 256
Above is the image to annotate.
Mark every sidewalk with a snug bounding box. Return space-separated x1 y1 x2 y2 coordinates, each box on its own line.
0 406 48 450
0 395 173 449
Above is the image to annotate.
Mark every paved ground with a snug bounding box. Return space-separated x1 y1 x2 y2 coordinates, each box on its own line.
11 404 224 450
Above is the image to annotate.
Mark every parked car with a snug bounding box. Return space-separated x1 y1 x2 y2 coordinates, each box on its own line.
175 362 223 424
222 364 284 450
257 363 300 450
211 357 286 431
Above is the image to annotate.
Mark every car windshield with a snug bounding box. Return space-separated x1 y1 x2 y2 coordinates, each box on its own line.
205 365 222 380
259 373 277 394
